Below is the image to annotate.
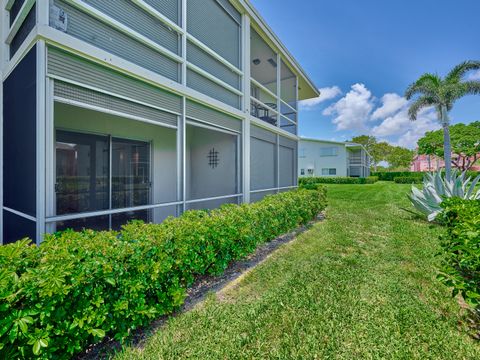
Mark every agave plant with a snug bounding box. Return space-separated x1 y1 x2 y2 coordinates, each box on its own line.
408 170 480 221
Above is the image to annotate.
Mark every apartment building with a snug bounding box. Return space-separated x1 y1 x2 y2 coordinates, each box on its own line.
1 0 319 244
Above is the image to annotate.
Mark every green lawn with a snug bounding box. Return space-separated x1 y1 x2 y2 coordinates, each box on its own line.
116 182 480 359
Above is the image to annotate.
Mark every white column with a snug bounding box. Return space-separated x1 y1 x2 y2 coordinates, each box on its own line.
241 14 251 203
0 3 5 244
45 77 55 234
36 40 47 244
37 0 50 26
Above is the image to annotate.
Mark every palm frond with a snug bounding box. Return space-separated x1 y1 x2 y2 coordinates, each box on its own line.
408 96 436 121
445 60 480 82
405 73 441 100
463 80 480 95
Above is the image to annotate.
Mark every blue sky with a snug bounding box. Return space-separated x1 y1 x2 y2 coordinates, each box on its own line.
251 0 480 148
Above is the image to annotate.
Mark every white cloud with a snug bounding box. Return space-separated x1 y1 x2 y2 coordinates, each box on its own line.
467 70 480 81
299 86 342 110
323 83 374 131
371 93 408 120
372 107 440 149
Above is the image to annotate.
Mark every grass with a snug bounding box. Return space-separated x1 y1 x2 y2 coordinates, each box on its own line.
116 182 480 359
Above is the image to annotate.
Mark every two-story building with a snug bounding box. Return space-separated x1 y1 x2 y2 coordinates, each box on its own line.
299 138 371 178
1 0 319 244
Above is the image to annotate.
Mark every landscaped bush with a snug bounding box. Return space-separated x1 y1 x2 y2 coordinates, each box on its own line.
372 171 424 181
299 176 378 185
394 176 423 184
0 188 327 359
373 170 480 182
438 198 480 312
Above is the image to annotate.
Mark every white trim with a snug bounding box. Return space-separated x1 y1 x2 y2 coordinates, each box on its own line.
53 97 179 130
186 118 240 135
2 25 37 79
5 0 15 11
5 0 35 44
132 0 184 35
62 0 183 63
0 48 3 244
3 207 37 222
250 96 278 115
37 0 49 26
251 78 277 102
280 99 297 114
45 200 184 223
186 62 243 96
181 96 186 212
250 186 297 194
36 41 46 245
45 78 55 235
187 34 242 75
181 0 187 86
241 14 251 203
249 114 298 141
185 193 242 205
47 74 182 116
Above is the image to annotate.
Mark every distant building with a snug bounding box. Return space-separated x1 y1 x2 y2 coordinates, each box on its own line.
411 153 480 172
299 139 371 178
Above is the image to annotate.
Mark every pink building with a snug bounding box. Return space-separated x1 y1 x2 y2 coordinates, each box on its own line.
411 154 445 172
411 154 480 172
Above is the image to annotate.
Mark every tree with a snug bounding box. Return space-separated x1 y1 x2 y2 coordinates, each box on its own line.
350 135 391 171
417 122 480 171
386 146 414 169
405 61 480 180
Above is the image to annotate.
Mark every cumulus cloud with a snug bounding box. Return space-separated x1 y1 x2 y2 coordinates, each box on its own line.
371 93 408 120
299 86 342 110
323 83 374 131
467 70 480 81
372 107 439 149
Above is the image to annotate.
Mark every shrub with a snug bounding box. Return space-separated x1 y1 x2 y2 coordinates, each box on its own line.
394 176 423 184
372 171 424 181
438 198 480 312
299 176 378 185
0 188 326 359
372 170 480 182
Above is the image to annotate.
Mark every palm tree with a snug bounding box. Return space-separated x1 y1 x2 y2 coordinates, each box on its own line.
405 61 480 180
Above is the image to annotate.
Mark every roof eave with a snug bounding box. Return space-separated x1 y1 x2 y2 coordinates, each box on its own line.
238 0 319 100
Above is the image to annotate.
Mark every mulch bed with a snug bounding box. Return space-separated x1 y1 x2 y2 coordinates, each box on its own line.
77 212 326 359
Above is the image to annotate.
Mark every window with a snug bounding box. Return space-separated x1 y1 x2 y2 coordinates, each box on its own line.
300 169 305 175
55 130 151 231
307 169 314 175
299 148 306 158
322 168 337 176
320 147 338 157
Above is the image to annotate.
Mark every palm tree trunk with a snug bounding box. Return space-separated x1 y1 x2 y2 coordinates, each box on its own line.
441 106 452 181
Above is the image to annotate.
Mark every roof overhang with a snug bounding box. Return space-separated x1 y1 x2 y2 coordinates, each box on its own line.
234 0 319 101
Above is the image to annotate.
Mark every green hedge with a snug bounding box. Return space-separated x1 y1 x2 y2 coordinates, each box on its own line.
373 170 480 182
0 188 327 359
299 176 378 185
438 198 480 311
393 176 423 184
372 171 424 181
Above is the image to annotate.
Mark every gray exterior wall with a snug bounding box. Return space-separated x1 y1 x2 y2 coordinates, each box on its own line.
0 0 314 244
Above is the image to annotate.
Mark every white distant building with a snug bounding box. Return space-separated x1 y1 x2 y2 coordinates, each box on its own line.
299 138 371 178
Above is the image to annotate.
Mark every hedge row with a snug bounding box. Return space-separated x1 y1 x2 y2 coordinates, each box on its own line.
393 176 423 184
372 170 480 182
438 198 480 311
372 171 424 181
0 188 327 359
299 176 379 185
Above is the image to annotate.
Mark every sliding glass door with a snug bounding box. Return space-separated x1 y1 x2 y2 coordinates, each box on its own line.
55 130 151 231
111 138 151 229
